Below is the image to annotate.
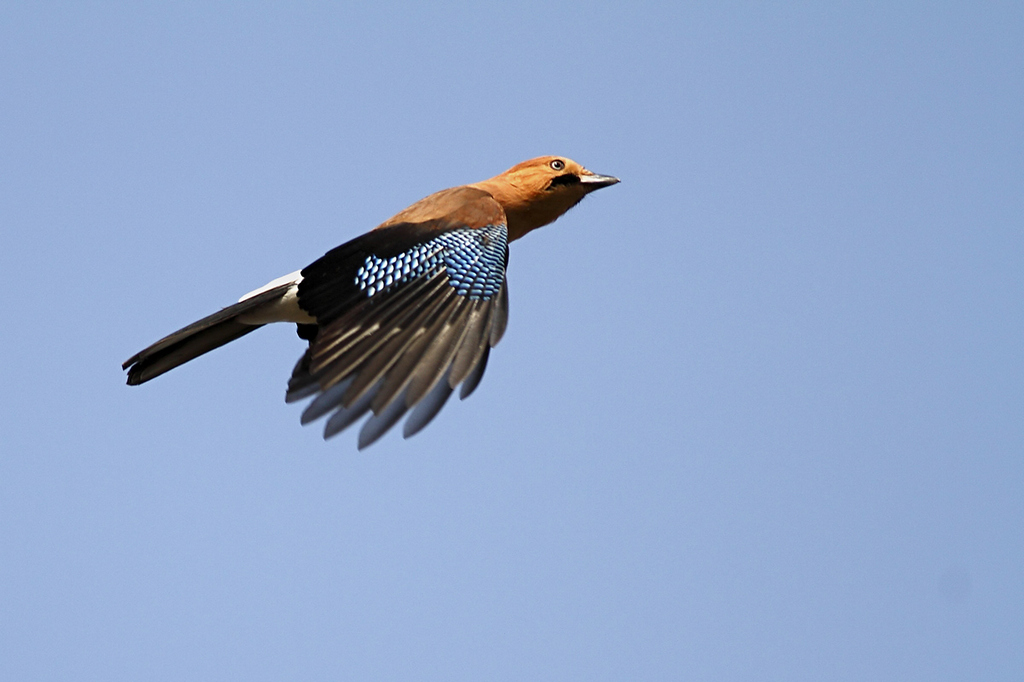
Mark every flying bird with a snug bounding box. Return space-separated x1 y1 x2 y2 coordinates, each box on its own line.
123 156 619 448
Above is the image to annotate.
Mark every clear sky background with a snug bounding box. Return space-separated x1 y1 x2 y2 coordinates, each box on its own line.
2 3 1021 680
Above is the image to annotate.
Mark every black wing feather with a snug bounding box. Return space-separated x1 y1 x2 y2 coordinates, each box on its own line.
291 196 510 446
448 300 492 388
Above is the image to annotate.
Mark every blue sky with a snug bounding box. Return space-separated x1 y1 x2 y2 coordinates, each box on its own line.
2 3 1021 680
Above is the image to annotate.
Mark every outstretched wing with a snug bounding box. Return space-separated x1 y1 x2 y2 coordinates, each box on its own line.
291 186 510 448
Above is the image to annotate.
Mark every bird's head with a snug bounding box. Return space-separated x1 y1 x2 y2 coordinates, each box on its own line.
472 156 619 241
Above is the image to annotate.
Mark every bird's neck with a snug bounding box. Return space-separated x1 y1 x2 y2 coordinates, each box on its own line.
471 178 572 242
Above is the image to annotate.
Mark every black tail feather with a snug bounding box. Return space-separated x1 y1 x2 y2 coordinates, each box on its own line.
123 285 291 385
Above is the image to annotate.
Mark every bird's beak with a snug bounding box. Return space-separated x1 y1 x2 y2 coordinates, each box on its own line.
578 172 620 190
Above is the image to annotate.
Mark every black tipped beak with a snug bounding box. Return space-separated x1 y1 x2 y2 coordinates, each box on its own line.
579 172 620 190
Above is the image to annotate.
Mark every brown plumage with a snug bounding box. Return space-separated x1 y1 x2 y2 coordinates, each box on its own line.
123 156 619 447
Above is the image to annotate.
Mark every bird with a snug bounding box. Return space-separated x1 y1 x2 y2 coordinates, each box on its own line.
122 156 619 448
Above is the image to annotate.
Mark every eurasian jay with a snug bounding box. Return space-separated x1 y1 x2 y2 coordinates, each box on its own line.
123 156 619 448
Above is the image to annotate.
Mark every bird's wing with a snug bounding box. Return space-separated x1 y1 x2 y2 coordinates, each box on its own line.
291 186 510 447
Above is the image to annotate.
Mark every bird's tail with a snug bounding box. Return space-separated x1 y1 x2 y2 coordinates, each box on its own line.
122 284 294 386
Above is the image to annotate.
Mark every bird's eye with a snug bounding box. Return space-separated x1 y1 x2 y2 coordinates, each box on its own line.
550 159 565 171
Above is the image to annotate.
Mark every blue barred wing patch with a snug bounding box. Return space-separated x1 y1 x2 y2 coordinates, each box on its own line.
355 224 507 300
